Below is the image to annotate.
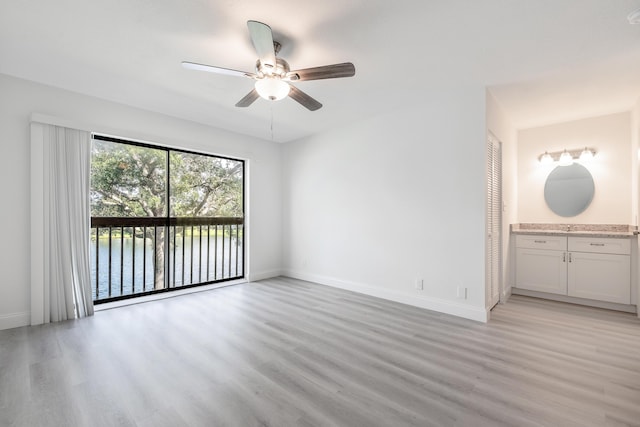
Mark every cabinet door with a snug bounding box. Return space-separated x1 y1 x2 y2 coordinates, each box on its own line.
516 248 567 295
568 252 631 304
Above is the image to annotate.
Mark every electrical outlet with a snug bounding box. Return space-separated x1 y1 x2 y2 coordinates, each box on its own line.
456 286 468 299
415 279 424 290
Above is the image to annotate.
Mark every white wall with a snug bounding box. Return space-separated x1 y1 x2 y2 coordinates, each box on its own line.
517 112 633 224
282 86 489 322
0 73 282 330
486 91 517 300
633 98 640 225
633 98 640 310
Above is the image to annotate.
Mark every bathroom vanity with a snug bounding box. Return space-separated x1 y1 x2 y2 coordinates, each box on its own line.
511 224 638 313
508 153 640 313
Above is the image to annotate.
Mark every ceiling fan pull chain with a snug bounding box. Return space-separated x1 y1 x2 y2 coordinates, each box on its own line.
270 106 274 142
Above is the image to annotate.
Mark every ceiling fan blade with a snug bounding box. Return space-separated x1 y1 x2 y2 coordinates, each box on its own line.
247 20 276 71
235 89 260 108
286 62 355 81
288 85 322 111
182 61 255 78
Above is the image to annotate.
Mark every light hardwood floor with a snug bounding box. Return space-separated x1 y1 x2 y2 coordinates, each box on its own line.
1 277 640 426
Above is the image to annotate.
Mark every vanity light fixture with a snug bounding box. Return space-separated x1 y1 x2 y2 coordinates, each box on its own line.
538 147 597 165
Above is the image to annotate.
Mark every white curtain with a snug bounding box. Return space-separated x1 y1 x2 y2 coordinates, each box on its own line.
33 123 94 322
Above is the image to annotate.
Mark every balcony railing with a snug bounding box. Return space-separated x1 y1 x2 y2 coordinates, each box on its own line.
90 217 244 303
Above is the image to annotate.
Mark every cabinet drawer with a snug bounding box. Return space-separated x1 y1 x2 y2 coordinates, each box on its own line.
568 237 630 255
515 235 567 250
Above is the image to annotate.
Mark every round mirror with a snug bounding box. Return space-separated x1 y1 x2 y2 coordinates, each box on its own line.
544 163 595 217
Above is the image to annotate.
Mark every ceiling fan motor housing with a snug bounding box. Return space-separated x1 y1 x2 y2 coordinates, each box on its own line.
255 57 290 78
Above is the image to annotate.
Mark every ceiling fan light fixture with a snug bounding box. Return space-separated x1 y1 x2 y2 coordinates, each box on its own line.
255 77 290 101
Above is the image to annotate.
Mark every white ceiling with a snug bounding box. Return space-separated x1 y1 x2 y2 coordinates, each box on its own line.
2 0 640 142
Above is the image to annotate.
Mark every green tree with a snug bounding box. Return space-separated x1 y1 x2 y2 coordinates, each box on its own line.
91 142 166 217
90 140 243 290
170 152 243 217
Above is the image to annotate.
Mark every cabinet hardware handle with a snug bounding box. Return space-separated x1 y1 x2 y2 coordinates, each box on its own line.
534 240 546 244
589 243 605 246
562 253 566 262
569 253 572 262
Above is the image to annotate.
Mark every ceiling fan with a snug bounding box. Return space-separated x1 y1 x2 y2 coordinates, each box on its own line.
182 20 356 111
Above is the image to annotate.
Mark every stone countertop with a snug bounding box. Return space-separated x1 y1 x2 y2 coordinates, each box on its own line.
511 223 638 238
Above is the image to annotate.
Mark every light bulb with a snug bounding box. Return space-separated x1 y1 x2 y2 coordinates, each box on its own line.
255 78 290 101
558 150 573 166
540 151 553 165
579 147 594 162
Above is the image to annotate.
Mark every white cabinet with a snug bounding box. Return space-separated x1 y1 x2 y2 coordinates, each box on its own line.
515 236 568 295
515 234 632 305
567 237 631 304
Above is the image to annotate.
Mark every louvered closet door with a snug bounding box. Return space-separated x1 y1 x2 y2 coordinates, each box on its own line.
487 136 502 309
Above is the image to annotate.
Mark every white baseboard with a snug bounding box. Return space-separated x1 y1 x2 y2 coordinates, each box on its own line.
0 311 30 331
248 269 282 282
283 270 488 323
512 288 637 313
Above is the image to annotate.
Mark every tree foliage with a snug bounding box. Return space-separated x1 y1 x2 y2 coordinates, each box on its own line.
91 142 166 217
169 152 243 217
90 140 243 218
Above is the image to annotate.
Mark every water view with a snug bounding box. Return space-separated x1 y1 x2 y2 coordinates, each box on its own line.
90 230 243 301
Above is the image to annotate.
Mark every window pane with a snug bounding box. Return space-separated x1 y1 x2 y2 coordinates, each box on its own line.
169 152 243 217
90 139 167 217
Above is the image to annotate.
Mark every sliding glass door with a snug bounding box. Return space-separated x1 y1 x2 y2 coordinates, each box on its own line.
89 135 244 303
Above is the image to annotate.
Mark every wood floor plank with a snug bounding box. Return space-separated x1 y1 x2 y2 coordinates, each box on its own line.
1 277 639 426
